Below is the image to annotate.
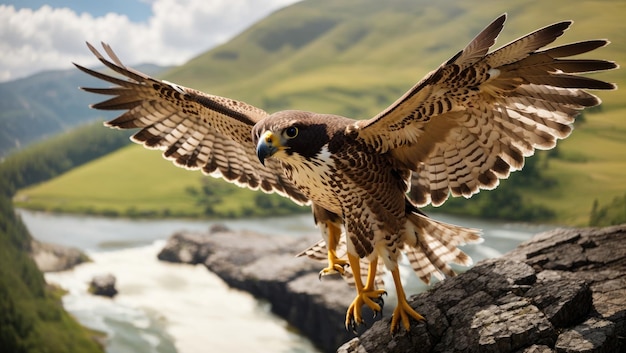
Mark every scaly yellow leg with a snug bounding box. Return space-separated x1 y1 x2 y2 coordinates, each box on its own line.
389 267 425 333
345 254 386 331
318 221 348 278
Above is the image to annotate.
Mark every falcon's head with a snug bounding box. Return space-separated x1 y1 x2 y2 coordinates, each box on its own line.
253 110 342 166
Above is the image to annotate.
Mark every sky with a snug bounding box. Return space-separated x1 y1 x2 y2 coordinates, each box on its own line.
0 0 301 82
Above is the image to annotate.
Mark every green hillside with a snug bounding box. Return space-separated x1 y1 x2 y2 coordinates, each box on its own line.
14 143 305 219
0 190 103 352
16 0 626 226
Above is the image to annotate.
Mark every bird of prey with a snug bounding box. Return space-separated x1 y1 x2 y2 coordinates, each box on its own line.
75 14 616 333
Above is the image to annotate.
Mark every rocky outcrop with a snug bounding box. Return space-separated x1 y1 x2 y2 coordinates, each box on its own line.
339 225 626 353
89 274 118 298
158 224 626 353
30 239 90 272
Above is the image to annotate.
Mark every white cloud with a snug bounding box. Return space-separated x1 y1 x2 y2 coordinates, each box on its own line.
0 0 300 82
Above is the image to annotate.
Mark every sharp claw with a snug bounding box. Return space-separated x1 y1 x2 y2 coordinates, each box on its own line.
376 296 385 313
318 267 339 279
373 310 380 319
371 294 384 319
318 259 350 280
346 317 358 334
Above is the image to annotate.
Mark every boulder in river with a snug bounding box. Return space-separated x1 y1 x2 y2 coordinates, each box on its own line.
30 239 90 272
89 273 118 298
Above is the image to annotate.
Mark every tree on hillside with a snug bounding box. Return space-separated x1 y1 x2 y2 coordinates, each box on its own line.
590 194 626 226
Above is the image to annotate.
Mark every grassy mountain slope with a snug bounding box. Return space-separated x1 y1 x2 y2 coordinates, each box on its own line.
165 0 623 113
15 143 304 218
16 0 626 225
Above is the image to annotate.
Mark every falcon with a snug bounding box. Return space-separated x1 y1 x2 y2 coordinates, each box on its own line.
75 14 616 333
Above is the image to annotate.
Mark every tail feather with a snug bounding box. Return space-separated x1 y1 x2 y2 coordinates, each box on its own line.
404 242 443 284
296 239 327 260
410 210 482 248
298 204 482 287
404 208 482 284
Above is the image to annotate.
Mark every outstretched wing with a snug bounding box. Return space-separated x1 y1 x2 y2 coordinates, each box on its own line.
75 42 308 205
352 14 617 206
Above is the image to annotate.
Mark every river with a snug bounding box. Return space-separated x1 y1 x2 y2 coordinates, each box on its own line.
18 209 555 353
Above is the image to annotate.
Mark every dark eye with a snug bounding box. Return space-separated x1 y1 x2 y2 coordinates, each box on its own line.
284 126 298 138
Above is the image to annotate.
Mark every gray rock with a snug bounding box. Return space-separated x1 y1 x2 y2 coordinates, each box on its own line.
157 231 212 264
89 273 118 297
208 223 230 234
339 225 626 353
555 318 617 353
471 295 555 352
525 278 592 327
517 345 555 353
30 239 90 272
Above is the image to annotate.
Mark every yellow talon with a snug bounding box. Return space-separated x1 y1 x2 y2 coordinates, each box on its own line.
319 220 348 278
345 287 387 327
389 267 425 333
318 250 348 278
345 254 385 331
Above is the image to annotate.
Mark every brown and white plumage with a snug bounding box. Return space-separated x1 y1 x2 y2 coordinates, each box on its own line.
352 16 615 207
76 42 307 205
77 14 616 333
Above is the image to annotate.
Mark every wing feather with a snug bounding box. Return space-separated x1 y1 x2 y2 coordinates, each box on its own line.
76 42 308 205
450 13 506 67
352 15 616 207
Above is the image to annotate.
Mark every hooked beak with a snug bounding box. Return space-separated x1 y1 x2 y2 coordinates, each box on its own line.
256 130 281 166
